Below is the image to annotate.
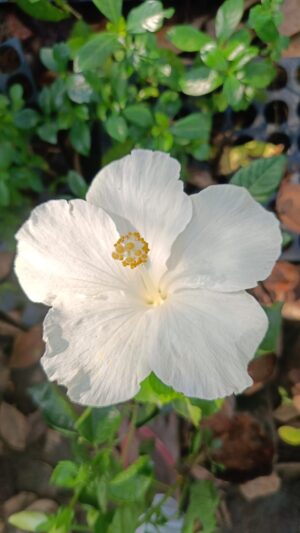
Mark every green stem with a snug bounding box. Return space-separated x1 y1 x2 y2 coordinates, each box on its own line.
136 478 182 527
121 402 138 465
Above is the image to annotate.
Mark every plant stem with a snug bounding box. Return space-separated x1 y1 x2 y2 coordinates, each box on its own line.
121 402 138 465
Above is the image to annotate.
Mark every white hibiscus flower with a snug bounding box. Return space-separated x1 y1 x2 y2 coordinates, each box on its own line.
14 150 281 406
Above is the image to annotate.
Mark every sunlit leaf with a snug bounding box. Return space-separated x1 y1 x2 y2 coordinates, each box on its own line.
127 1 174 34
16 0 68 21
167 25 212 52
8 511 48 532
180 67 223 96
75 33 121 72
278 425 300 446
215 0 244 42
91 0 122 22
230 155 286 203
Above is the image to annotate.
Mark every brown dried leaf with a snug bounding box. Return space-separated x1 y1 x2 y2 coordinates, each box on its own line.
263 261 300 302
276 181 300 234
292 395 300 413
280 0 300 36
10 325 45 369
282 300 300 320
5 13 33 40
0 402 29 451
283 33 300 57
3 492 36 518
273 402 299 423
26 499 58 514
248 353 277 383
202 413 274 479
239 472 281 501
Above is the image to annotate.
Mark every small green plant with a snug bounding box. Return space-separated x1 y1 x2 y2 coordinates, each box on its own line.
31 0 286 167
0 85 48 241
8 379 222 532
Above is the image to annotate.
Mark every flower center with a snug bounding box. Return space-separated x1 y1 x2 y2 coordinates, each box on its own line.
147 290 167 307
112 232 150 269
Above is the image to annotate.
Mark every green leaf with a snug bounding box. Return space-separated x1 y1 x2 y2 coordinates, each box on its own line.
91 0 122 22
67 170 88 199
136 373 182 405
249 5 278 43
156 90 181 118
0 142 15 170
222 76 244 107
108 457 152 503
278 426 300 446
184 481 219 533
105 114 128 142
230 155 286 203
15 0 68 21
166 25 212 52
173 398 202 427
223 28 251 60
123 104 153 127
41 43 69 73
67 74 93 104
76 406 121 445
258 303 283 355
14 109 40 129
8 511 48 532
37 122 58 144
170 112 212 141
40 48 57 71
51 460 78 488
180 67 223 96
215 0 244 42
0 181 10 207
242 60 275 89
75 33 121 72
200 42 228 71
70 120 91 156
9 84 24 111
108 505 141 533
127 1 174 34
29 382 77 434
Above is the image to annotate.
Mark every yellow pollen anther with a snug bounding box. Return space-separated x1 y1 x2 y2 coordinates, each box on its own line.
112 231 150 269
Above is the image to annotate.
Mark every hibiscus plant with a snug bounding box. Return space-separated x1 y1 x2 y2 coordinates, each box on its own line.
1 0 290 532
10 148 285 532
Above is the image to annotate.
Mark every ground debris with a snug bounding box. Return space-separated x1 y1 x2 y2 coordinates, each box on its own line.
239 472 281 501
0 403 29 452
10 325 45 369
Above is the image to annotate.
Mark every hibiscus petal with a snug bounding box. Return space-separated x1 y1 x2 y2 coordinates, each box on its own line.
15 199 136 305
148 289 267 399
164 185 281 292
86 150 192 283
42 296 151 406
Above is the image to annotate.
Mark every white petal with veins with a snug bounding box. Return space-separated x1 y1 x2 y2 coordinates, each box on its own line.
148 289 267 399
164 185 281 293
87 150 192 284
15 199 139 306
42 295 151 406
